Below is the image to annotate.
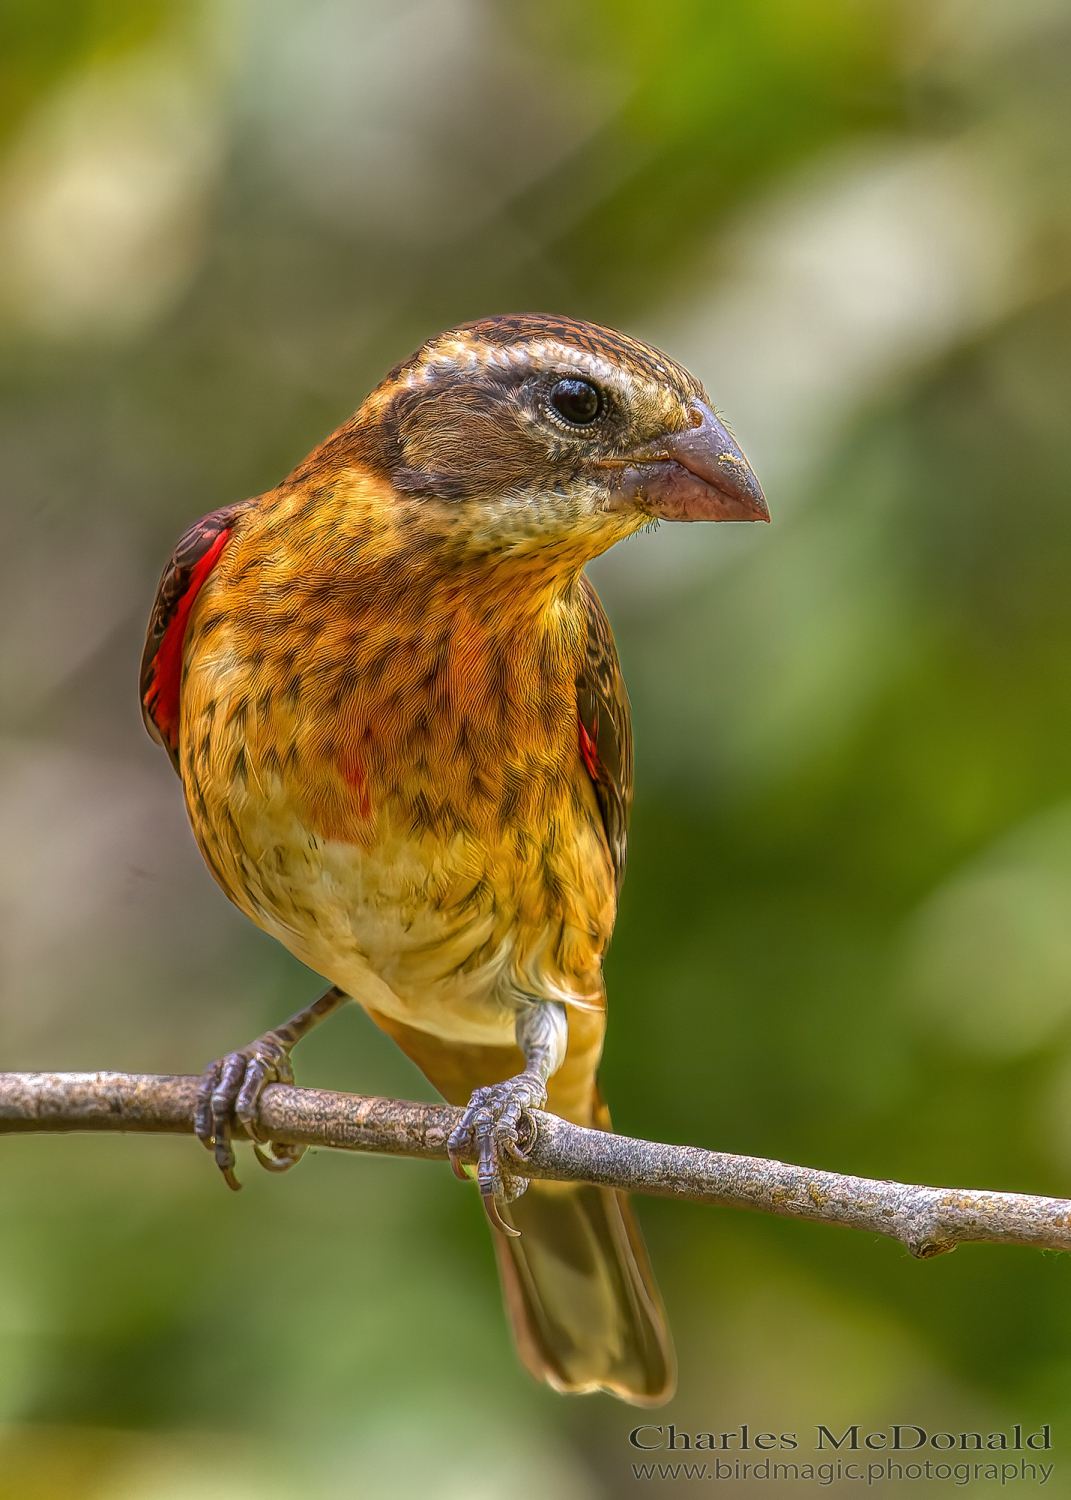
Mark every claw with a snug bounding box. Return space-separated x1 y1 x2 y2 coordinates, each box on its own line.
482 1190 521 1238
447 1070 547 1234
252 1141 307 1173
219 1162 242 1193
195 1030 297 1189
194 987 349 1188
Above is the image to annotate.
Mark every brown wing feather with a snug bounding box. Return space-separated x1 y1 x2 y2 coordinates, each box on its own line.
576 575 633 894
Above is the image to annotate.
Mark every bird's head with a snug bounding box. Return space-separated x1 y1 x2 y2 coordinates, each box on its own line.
321 314 767 561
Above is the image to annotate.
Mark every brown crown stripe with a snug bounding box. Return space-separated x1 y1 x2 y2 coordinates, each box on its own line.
384 314 704 399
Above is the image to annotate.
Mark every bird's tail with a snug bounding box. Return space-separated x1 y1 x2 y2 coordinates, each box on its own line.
359 1009 674 1403
492 1175 675 1405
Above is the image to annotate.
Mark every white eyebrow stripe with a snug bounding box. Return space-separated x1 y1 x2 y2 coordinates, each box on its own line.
411 337 665 402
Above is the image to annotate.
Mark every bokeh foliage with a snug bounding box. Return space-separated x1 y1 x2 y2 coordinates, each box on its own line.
514 0 903 305
0 0 180 145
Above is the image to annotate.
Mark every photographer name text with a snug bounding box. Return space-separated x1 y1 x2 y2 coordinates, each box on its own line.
629 1425 1052 1454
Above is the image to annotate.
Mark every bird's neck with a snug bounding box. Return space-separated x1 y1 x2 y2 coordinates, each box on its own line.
261 469 615 609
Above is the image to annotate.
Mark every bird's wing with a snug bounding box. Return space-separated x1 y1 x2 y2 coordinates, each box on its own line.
140 503 250 770
576 575 633 894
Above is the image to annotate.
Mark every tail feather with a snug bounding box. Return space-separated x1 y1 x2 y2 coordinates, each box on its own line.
494 1181 675 1405
360 1009 674 1403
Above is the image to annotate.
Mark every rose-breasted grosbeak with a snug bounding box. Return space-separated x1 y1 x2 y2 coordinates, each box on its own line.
141 314 767 1405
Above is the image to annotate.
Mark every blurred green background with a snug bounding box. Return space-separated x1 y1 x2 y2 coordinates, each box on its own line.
2 0 1071 1495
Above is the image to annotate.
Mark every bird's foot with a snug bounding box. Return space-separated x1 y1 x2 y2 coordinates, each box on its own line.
447 1070 547 1236
195 1030 305 1191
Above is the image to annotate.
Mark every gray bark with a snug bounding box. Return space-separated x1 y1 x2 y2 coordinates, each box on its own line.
2 1070 1069 1258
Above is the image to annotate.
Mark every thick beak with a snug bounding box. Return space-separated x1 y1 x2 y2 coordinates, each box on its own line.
603 401 769 523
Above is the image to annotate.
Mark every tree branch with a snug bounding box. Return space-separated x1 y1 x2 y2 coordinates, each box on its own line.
1 1071 1068 1259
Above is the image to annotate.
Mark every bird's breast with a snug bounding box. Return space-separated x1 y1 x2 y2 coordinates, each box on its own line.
177 531 616 1033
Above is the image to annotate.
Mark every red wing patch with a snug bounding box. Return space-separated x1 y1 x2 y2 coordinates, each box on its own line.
142 527 232 758
575 576 633 894
578 716 602 781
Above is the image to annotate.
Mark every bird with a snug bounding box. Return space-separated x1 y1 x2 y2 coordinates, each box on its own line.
140 313 767 1406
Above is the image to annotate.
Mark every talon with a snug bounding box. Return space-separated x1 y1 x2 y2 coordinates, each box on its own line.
450 1069 547 1224
191 988 349 1188
253 1141 306 1173
212 1120 239 1188
195 1030 298 1189
482 1190 521 1238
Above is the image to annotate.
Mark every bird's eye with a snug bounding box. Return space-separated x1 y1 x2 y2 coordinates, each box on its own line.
549 378 602 426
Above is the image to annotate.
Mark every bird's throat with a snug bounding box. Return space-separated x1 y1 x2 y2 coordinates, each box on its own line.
187 475 596 851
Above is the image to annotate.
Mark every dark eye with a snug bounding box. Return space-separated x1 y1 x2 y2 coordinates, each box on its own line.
549 378 602 426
